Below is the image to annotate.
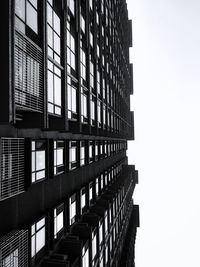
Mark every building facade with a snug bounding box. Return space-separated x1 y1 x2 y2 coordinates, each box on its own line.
0 0 139 266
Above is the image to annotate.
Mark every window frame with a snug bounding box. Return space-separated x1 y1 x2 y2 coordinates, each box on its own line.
54 140 65 175
31 140 46 184
54 203 64 239
80 141 86 166
69 193 76 226
80 187 86 215
69 141 78 170
31 217 46 259
47 0 63 116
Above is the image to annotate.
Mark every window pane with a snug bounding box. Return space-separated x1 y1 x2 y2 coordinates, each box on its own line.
71 36 75 52
54 12 60 35
47 25 53 48
29 0 37 8
72 87 76 113
36 170 45 180
81 147 85 160
83 95 87 117
15 0 25 21
27 2 38 33
36 218 45 230
47 4 53 25
15 16 25 33
32 152 35 172
54 32 61 55
71 147 76 162
68 84 71 110
71 52 75 70
57 148 63 165
57 212 64 232
36 228 45 253
92 234 97 259
71 201 76 218
54 75 61 106
36 151 45 171
67 0 75 15
48 71 53 102
81 192 85 208
31 235 36 257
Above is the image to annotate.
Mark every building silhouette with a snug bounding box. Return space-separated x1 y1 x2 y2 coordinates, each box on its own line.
0 0 139 266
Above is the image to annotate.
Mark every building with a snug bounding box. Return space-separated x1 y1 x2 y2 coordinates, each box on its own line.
0 0 139 266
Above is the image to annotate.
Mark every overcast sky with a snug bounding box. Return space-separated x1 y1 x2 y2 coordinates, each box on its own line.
126 0 200 266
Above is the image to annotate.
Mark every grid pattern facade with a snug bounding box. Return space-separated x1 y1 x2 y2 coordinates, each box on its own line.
0 0 138 266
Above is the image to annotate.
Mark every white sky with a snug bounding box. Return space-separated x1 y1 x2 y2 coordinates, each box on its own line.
126 0 200 266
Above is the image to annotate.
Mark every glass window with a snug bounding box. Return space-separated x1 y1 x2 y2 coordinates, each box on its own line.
47 62 62 115
100 174 104 191
100 142 103 158
92 231 97 261
80 141 85 166
67 76 77 120
89 0 93 10
97 45 100 58
97 70 100 96
15 0 38 34
81 88 88 123
89 141 93 163
95 141 98 161
95 177 99 197
26 1 38 33
54 204 64 239
32 141 45 183
80 47 86 82
96 12 99 25
104 141 107 157
67 18 76 73
89 182 93 205
90 32 93 47
80 14 85 34
80 187 86 215
110 234 113 254
105 244 108 265
109 207 112 224
90 59 94 89
99 222 103 246
113 202 115 219
97 100 101 128
105 172 107 187
90 94 95 126
47 1 62 115
31 217 45 258
47 0 61 63
67 0 75 16
54 141 64 175
82 244 89 267
104 211 108 236
69 194 76 225
69 141 77 170
107 141 110 157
